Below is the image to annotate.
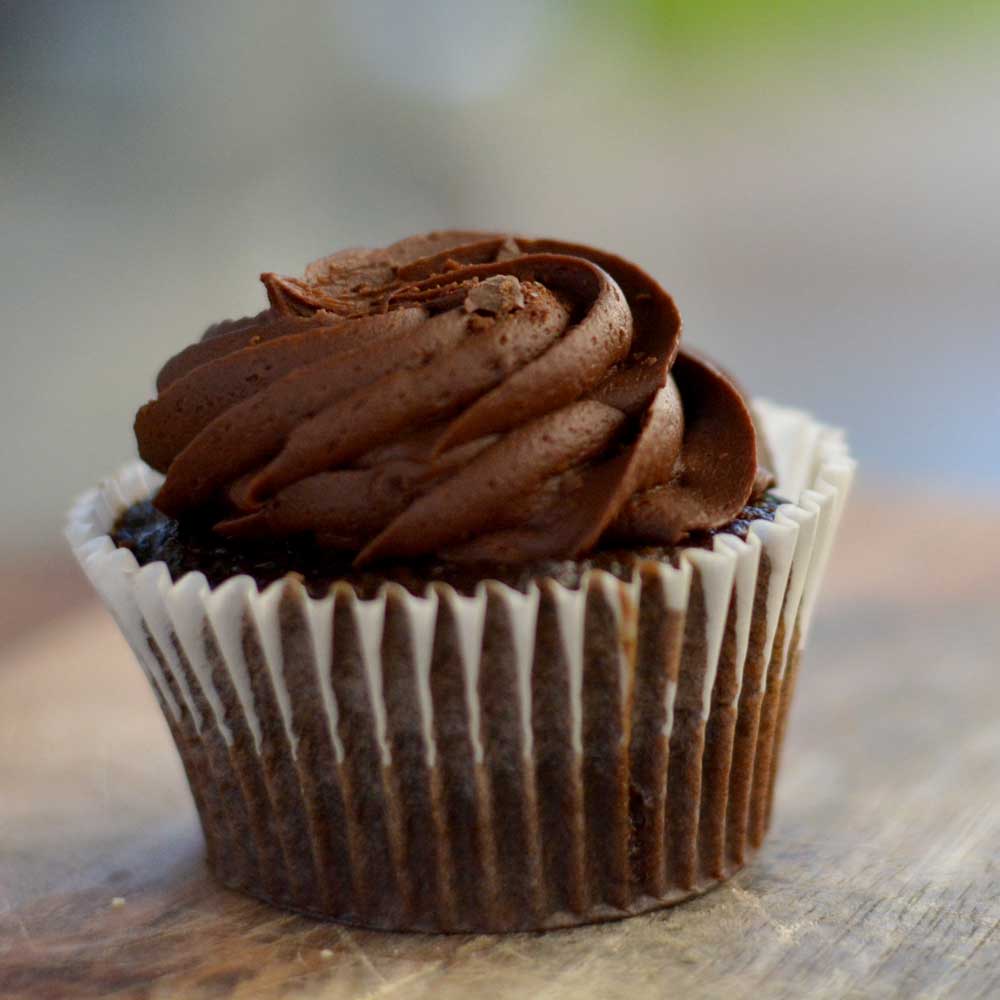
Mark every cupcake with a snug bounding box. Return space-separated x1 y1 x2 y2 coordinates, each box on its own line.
68 231 854 932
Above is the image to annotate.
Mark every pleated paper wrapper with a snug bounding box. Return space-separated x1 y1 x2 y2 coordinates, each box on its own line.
67 399 854 932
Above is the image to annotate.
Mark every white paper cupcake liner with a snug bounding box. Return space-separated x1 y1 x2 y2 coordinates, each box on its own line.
66 399 854 932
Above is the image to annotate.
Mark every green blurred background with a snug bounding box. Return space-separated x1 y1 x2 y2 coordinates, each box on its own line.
2 0 999 557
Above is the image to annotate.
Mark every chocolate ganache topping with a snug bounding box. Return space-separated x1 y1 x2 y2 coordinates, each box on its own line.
135 232 772 566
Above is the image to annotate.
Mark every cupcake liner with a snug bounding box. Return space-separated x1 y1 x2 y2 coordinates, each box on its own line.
67 400 854 932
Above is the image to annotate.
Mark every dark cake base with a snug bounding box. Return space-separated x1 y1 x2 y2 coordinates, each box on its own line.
112 495 782 597
99 490 808 932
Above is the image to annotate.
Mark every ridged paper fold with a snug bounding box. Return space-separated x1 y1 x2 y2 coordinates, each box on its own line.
67 400 854 932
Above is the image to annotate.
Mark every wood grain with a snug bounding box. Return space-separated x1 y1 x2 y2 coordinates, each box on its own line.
2 492 999 999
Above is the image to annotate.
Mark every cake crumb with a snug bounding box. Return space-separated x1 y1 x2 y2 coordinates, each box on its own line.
464 274 524 314
495 237 521 261
111 897 126 908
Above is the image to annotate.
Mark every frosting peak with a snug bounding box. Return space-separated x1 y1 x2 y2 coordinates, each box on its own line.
135 232 768 565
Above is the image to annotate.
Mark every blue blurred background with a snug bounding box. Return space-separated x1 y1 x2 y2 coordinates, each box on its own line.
2 0 999 557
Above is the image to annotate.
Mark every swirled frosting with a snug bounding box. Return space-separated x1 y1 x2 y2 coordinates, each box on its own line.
135 232 771 566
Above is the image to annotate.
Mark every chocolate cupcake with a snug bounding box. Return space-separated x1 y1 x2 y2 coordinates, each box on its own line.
68 232 854 931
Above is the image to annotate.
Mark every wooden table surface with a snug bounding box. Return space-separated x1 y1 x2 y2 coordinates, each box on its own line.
2 489 999 1000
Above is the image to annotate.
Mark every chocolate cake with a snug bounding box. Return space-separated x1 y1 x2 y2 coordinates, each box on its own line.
67 231 855 931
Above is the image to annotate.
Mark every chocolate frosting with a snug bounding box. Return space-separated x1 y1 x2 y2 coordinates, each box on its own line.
135 232 769 566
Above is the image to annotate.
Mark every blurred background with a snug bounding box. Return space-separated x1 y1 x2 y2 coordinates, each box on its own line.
1 0 999 629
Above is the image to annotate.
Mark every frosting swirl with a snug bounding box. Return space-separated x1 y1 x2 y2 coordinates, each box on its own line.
135 232 769 566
